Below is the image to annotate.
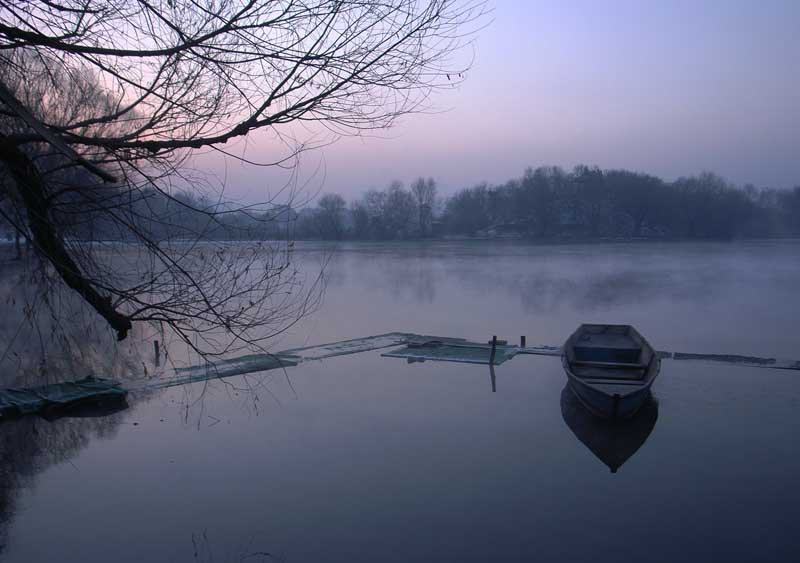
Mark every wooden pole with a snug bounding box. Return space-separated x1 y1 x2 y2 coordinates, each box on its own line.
490 335 497 365
520 335 526 348
154 340 160 367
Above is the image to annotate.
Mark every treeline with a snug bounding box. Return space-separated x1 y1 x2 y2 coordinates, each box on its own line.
1 185 296 246
5 165 799 245
295 166 800 241
296 178 437 240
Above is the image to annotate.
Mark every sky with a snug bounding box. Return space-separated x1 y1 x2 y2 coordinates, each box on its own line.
209 0 800 202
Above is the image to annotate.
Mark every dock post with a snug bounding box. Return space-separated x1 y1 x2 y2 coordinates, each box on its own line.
154 340 160 367
490 335 497 365
520 335 526 348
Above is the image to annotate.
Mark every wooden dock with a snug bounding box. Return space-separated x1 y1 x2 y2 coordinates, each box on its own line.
3 330 798 420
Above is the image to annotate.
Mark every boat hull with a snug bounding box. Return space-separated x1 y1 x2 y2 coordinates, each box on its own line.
562 324 661 419
566 374 653 419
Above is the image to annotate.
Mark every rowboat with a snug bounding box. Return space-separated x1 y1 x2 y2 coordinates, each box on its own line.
562 324 660 419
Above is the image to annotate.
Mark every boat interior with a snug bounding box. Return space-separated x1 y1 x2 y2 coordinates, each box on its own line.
566 325 654 383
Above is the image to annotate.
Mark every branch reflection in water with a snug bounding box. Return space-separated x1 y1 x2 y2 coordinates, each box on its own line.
0 259 140 553
0 404 130 554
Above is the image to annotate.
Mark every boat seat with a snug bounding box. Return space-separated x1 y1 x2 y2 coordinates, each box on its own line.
579 378 645 386
571 365 647 381
572 360 646 369
574 333 642 363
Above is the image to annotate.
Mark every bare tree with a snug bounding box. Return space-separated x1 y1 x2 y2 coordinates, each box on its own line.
314 193 346 240
606 170 666 237
411 177 437 237
384 180 415 238
0 0 485 355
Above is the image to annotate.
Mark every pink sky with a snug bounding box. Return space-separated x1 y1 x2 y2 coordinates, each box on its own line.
201 1 800 204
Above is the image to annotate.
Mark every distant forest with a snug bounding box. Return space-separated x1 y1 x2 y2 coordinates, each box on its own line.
298 166 800 241
3 165 800 246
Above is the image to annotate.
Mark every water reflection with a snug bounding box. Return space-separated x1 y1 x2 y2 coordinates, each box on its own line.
1 241 799 562
366 257 438 304
0 263 146 389
560 385 659 473
0 407 130 554
327 245 732 314
0 262 140 556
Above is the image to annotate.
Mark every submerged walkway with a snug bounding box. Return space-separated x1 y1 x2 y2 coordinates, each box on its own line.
2 331 799 420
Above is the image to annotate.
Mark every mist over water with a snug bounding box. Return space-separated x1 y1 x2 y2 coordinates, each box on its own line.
1 240 799 562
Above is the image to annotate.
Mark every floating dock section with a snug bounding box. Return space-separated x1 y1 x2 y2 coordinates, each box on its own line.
2 331 798 421
0 376 128 420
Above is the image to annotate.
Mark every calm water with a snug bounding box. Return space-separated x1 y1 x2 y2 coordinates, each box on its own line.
1 240 799 562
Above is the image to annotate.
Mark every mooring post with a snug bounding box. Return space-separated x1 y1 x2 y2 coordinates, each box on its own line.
154 340 160 367
490 335 497 365
520 335 526 348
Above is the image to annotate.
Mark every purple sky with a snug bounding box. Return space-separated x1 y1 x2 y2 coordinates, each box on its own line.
207 0 800 203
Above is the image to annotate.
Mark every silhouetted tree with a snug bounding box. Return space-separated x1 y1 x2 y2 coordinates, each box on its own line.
606 170 666 237
411 177 437 237
518 166 562 237
573 165 609 236
0 0 485 352
384 182 416 238
779 187 800 236
350 201 371 240
444 183 490 235
315 194 347 240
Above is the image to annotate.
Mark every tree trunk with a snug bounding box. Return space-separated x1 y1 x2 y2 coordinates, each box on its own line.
0 139 132 339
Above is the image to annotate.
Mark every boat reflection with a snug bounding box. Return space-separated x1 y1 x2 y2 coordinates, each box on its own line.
560 385 658 473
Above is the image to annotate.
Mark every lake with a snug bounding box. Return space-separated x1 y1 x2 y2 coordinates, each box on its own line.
1 240 799 562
